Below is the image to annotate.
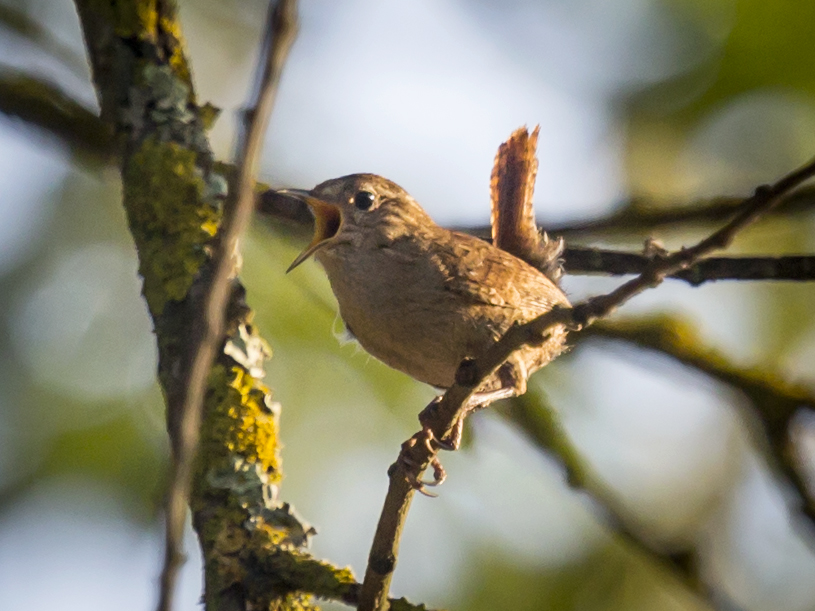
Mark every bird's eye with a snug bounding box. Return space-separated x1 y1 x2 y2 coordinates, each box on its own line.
353 190 376 210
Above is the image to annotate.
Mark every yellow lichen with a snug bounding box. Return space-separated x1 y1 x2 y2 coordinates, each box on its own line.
201 364 282 484
159 14 192 82
225 367 282 475
136 1 158 38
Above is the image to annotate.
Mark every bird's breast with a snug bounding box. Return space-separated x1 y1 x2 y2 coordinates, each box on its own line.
315 241 494 388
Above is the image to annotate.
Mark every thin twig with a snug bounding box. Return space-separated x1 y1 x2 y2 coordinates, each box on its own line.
357 158 815 611
156 3 298 611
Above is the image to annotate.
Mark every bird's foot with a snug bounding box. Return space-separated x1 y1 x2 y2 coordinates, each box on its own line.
394 427 449 497
400 392 504 496
418 397 462 451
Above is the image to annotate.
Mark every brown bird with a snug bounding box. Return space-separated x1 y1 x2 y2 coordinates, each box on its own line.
282 172 570 448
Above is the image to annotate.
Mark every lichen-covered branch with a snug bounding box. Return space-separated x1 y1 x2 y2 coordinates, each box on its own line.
70 1 370 610
157 2 298 609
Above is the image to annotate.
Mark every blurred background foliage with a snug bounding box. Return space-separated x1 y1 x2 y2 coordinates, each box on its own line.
1 1 814 610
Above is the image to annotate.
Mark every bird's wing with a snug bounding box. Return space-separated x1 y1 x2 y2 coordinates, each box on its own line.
431 230 569 313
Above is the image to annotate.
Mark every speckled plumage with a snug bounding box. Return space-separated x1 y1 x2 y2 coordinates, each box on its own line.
293 173 570 392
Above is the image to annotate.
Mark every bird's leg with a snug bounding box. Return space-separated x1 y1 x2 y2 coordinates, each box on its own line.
398 359 528 494
435 357 528 450
395 421 446 497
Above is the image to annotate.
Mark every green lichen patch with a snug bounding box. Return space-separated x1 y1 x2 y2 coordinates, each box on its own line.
123 137 220 315
123 63 206 148
157 12 191 82
246 542 356 606
87 0 191 83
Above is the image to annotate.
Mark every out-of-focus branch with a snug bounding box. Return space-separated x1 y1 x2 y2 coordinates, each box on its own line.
261 190 815 284
500 388 712 597
0 68 113 164
5 70 814 267
358 149 815 611
579 316 815 533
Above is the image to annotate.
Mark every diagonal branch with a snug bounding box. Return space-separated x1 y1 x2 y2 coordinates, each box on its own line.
157 2 298 610
357 157 815 611
0 67 113 164
579 316 815 533
500 388 714 598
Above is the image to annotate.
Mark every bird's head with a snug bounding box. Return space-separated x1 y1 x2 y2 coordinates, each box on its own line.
279 173 433 271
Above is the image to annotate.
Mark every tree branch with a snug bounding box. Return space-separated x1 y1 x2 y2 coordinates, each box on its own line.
500 388 713 599
72 1 360 610
357 157 815 610
260 190 815 284
5 69 815 289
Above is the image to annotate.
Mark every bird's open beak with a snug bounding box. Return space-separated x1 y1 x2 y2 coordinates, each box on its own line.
279 189 342 272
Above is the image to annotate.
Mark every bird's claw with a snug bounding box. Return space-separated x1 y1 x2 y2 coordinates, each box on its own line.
432 425 460 452
405 457 446 497
394 396 468 496
419 397 463 452
395 429 448 496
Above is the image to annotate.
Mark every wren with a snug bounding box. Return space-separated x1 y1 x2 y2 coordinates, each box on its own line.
282 173 569 415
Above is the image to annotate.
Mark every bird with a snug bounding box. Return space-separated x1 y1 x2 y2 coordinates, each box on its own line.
280 173 570 449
